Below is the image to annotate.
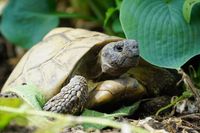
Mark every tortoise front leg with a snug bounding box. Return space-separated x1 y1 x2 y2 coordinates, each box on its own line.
86 77 147 108
43 75 88 114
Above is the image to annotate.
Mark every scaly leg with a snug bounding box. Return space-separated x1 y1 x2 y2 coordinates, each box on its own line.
43 75 88 114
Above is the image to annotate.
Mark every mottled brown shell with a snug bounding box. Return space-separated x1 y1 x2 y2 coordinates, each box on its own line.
2 28 121 100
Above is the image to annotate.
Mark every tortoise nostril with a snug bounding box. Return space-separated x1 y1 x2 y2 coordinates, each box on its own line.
133 43 138 49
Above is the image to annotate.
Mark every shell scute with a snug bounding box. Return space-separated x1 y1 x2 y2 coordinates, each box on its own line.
2 28 121 100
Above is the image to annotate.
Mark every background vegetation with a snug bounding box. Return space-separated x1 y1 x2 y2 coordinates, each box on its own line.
1 0 200 69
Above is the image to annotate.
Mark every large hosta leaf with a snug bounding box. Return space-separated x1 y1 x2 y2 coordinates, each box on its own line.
120 0 200 68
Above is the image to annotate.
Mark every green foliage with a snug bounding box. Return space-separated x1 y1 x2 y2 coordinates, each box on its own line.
0 105 65 132
1 0 200 68
0 0 124 48
82 109 113 129
0 105 147 133
1 83 141 130
104 0 121 26
87 0 115 22
120 0 200 69
0 82 141 130
1 0 59 48
104 8 118 26
183 0 200 23
0 98 23 129
0 85 48 130
113 101 141 115
82 101 140 129
5 84 46 110
103 0 124 36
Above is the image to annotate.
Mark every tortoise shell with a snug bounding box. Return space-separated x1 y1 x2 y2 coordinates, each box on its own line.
2 28 121 100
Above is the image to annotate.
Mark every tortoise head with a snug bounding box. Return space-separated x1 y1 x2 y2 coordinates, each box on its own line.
100 40 139 76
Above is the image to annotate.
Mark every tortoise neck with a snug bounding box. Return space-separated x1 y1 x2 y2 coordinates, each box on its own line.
89 53 120 81
87 54 103 79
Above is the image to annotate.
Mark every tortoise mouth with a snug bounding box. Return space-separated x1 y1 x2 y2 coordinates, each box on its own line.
134 55 139 57
101 56 139 77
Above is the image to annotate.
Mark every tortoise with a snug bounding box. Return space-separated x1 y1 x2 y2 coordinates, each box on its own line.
1 28 178 114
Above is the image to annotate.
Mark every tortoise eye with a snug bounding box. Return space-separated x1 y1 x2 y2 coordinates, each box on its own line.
114 45 123 52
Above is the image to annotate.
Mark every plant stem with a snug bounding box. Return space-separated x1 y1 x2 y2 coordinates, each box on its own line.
178 69 200 103
87 0 104 22
156 95 183 116
0 106 149 133
156 68 199 116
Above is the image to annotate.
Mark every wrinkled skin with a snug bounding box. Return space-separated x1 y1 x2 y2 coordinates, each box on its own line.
100 40 139 76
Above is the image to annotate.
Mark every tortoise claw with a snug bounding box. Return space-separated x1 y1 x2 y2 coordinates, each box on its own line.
43 75 88 114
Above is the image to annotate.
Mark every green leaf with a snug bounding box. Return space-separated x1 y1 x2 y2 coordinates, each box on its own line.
82 101 140 129
104 0 122 29
113 101 141 115
104 7 118 26
115 0 122 8
87 0 115 22
0 98 22 107
6 84 46 110
0 98 23 129
183 0 200 23
112 19 123 33
82 109 113 129
1 0 59 48
120 0 200 69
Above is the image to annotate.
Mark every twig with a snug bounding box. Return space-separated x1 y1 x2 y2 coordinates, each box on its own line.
179 113 200 119
181 120 200 131
178 69 200 104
